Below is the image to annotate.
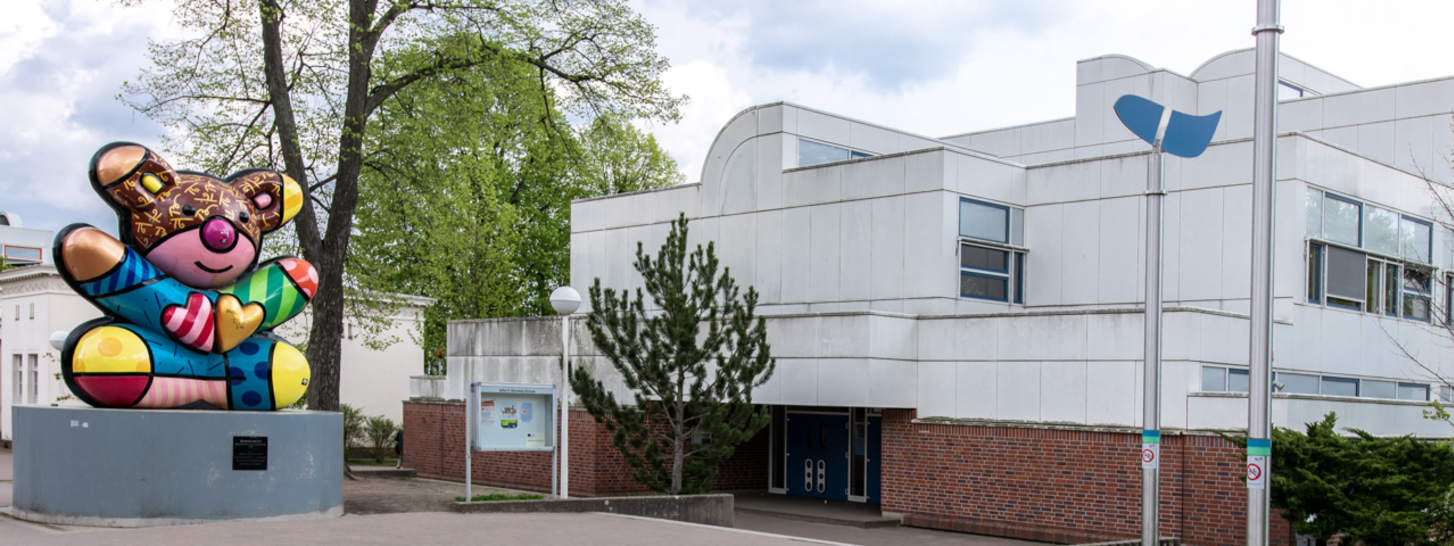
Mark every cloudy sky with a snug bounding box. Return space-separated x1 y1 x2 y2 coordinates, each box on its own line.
5 0 1454 234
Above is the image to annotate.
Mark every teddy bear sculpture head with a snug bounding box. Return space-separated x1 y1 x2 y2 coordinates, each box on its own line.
89 142 302 288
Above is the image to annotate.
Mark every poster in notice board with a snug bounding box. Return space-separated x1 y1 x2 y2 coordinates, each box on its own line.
469 382 556 451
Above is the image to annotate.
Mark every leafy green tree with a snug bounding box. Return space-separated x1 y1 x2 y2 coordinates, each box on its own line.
348 56 682 374
570 214 775 495
1232 413 1454 545
576 115 685 195
121 0 682 411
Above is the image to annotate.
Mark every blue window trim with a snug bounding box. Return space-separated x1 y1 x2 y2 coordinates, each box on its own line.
1324 193 1363 247
959 197 1012 244
1322 376 1359 396
959 270 1010 302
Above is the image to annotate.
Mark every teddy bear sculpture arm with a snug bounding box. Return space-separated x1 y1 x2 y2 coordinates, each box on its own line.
52 143 315 411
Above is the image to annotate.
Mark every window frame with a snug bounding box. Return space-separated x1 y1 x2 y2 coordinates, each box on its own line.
2 245 43 264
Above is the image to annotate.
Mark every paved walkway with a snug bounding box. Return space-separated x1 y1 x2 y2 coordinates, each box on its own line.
0 448 1036 546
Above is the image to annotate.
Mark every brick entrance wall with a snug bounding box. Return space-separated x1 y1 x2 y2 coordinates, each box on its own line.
402 400 768 496
879 409 1294 546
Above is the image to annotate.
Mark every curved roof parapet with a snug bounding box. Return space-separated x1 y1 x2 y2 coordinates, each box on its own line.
1082 53 1155 72
0 210 19 227
1189 48 1254 80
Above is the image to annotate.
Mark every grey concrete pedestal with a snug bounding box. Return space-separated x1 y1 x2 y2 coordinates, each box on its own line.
8 405 342 527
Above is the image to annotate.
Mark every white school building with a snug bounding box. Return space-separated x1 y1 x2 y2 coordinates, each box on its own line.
412 48 1454 545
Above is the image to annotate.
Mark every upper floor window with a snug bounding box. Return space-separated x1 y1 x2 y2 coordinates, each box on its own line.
959 198 1026 303
798 138 873 168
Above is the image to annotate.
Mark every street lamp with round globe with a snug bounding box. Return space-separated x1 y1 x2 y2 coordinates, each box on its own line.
548 285 580 498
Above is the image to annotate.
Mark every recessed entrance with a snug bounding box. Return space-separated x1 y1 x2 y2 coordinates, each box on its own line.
769 406 881 503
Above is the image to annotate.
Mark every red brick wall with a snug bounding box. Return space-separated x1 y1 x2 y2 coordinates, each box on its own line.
402 400 767 496
880 409 1295 546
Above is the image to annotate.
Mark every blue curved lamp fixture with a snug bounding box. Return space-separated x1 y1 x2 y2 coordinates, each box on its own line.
1113 95 1221 158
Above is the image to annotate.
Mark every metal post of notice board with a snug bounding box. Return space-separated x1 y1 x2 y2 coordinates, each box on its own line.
464 382 557 503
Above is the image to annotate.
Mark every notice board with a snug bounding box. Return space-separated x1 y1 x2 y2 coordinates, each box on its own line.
469 382 556 451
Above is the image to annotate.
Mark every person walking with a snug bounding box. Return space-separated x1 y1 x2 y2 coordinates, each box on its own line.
393 429 404 468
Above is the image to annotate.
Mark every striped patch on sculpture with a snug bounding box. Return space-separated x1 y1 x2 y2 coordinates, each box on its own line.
134 377 229 409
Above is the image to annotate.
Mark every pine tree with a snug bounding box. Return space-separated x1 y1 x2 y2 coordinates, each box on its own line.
570 214 775 495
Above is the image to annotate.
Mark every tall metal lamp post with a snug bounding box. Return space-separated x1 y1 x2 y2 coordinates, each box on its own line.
549 286 581 499
1114 94 1220 546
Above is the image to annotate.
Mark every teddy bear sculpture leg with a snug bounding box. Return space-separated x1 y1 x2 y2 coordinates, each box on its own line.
64 320 310 411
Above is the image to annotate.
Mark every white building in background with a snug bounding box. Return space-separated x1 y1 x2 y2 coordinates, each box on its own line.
1 263 430 440
427 48 1454 513
0 212 53 266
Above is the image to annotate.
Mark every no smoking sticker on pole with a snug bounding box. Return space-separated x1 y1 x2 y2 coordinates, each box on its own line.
1141 430 1160 469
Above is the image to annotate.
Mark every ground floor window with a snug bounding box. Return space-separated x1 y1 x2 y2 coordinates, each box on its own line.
1205 365 1430 402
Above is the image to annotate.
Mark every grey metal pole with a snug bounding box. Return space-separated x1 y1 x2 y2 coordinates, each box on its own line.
466 382 474 502
561 314 571 499
1142 146 1165 546
1248 0 1282 544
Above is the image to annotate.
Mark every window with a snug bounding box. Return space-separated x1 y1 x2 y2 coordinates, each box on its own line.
2 245 42 264
27 353 38 404
1307 243 1323 303
1401 216 1433 264
28 303 34 320
958 198 1027 303
1321 377 1359 397
961 199 1009 244
1363 380 1397 399
1200 367 1251 393
1447 274 1454 325
1399 383 1430 401
797 138 873 168
1323 194 1361 246
1325 246 1365 309
1279 373 1320 394
1402 267 1432 321
11 354 20 406
1278 81 1305 101
1306 188 1446 322
1364 206 1399 256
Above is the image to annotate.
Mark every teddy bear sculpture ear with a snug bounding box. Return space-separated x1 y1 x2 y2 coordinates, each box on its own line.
88 142 182 214
226 169 303 233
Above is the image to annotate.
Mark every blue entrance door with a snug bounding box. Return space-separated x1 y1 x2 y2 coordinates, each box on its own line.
785 412 849 500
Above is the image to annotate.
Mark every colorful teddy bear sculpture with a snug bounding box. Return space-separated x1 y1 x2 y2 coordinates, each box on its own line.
54 143 317 411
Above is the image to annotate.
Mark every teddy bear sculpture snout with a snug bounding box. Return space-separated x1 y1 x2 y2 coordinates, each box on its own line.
201 217 238 253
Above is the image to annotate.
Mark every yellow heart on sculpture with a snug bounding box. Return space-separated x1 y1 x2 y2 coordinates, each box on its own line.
214 295 264 353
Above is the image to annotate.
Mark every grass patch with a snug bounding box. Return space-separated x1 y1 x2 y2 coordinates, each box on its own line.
454 493 546 502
